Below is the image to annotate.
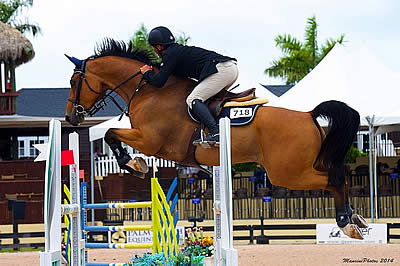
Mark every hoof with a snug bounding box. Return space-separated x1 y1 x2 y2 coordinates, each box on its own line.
351 214 369 228
340 224 364 240
133 157 149 173
126 157 149 174
120 164 146 179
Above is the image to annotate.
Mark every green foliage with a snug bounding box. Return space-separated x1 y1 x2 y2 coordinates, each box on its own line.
232 162 257 172
130 252 166 265
0 0 41 36
129 251 206 266
129 227 213 265
129 24 191 63
265 15 345 84
170 249 206 266
175 31 191 45
345 146 367 164
0 247 41 252
130 24 152 50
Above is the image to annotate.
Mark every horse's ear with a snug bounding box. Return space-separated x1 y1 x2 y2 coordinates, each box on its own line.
65 54 82 69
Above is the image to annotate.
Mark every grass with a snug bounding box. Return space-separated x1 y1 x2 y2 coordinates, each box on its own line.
0 247 42 253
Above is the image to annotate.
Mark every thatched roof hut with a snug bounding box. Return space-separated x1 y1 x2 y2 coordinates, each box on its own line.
0 21 35 66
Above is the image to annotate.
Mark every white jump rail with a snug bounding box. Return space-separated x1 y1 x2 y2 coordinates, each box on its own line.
38 119 85 266
213 117 238 266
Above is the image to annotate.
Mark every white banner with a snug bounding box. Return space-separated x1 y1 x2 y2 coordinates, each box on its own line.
317 223 387 244
108 226 185 245
127 229 153 244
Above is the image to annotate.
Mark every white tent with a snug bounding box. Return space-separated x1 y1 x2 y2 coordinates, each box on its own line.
89 114 131 142
270 44 400 126
232 74 278 103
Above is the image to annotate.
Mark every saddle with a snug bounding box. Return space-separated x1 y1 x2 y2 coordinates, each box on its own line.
181 87 268 172
207 88 258 116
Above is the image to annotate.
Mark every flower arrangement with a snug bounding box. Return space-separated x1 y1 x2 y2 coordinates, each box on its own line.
184 227 214 257
126 227 214 265
170 227 214 265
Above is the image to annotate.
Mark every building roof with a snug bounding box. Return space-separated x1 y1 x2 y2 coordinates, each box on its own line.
16 88 125 117
0 88 125 128
261 84 294 97
0 115 113 128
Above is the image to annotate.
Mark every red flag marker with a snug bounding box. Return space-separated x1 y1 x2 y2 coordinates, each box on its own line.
79 170 85 181
61 150 75 166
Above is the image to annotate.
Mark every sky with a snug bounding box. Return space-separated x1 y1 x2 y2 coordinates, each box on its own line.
9 0 400 93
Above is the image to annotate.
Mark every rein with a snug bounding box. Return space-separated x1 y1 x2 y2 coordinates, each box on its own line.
68 59 145 117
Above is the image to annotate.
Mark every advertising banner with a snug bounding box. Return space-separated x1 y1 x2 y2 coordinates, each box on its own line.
108 226 186 245
317 223 387 244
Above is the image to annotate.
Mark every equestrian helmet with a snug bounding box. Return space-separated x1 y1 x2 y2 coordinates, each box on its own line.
148 26 175 46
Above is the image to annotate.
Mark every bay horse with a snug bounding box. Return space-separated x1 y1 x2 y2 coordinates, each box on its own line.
65 39 368 239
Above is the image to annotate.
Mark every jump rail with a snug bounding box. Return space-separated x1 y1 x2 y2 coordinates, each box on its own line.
213 117 238 266
38 120 85 266
38 119 179 266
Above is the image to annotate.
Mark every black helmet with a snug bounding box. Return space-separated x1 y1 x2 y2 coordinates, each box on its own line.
148 26 175 46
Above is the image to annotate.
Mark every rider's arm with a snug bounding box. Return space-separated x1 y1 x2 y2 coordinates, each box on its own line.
143 52 178 88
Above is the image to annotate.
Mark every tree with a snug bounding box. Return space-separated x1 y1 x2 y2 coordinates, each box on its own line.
175 31 191 45
265 16 344 85
130 24 190 62
130 24 152 51
0 0 41 36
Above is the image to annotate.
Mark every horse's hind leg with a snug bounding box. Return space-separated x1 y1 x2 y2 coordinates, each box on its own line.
344 183 368 228
328 183 364 240
104 129 148 178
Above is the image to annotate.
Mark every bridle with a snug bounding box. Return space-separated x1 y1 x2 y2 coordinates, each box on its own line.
68 58 146 117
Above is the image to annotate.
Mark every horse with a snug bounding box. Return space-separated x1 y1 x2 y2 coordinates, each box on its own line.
65 39 368 240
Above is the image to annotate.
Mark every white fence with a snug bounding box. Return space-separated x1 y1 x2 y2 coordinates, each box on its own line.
95 154 176 176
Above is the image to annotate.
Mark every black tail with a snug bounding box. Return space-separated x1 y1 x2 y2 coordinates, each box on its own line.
311 100 360 187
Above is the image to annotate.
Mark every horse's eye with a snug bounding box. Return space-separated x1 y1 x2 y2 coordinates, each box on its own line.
70 80 76 87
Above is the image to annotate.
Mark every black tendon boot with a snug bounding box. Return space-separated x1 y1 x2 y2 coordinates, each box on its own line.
191 99 219 146
108 142 131 167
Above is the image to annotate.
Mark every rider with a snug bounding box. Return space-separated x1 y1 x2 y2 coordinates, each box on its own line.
140 26 238 146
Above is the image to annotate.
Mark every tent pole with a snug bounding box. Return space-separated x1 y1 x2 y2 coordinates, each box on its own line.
368 122 374 223
90 141 95 225
374 133 379 220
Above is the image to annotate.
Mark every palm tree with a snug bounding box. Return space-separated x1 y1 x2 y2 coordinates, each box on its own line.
175 31 191 45
130 24 152 51
265 16 344 84
0 0 41 36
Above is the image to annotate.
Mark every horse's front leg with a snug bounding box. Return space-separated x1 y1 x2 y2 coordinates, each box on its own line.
104 128 149 178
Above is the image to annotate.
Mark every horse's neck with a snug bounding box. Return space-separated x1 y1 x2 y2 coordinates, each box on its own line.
89 56 194 106
89 57 142 103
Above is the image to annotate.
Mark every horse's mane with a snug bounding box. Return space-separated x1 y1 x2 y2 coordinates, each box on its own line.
92 38 159 66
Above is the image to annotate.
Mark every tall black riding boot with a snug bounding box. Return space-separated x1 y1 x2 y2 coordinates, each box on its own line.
191 99 219 146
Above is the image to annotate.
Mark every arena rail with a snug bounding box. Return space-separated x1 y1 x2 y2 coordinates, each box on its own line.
2 223 400 250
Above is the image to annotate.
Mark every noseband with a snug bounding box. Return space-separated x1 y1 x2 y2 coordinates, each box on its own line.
68 58 145 117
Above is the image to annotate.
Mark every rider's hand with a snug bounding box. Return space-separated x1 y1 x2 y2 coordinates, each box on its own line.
140 64 152 74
